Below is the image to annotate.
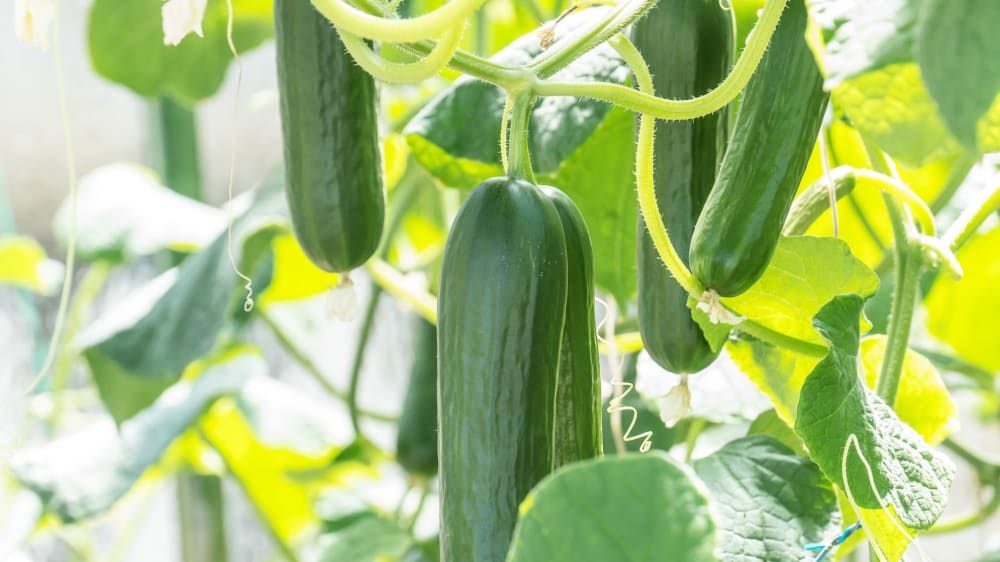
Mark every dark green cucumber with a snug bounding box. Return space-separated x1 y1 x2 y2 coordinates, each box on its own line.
541 186 602 468
274 0 384 272
634 0 734 374
396 316 438 478
438 177 568 562
688 0 829 297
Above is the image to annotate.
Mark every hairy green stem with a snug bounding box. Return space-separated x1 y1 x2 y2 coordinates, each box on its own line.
943 438 1000 480
506 92 536 182
347 288 382 436
928 487 1000 535
876 197 920 406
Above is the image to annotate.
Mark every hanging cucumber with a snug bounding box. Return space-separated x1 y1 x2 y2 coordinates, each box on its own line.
396 316 439 478
688 0 828 297
438 177 568 562
634 0 735 373
541 186 602 468
274 0 384 273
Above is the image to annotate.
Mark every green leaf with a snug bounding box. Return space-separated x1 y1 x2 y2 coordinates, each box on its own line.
305 508 412 562
806 0 962 166
794 295 955 531
860 336 958 446
926 224 1000 372
506 454 717 562
916 0 1000 152
404 9 628 188
0 235 63 295
692 436 839 562
88 0 273 102
727 337 821 427
746 410 807 457
52 164 224 262
542 106 637 305
76 182 287 422
9 351 258 522
722 236 879 347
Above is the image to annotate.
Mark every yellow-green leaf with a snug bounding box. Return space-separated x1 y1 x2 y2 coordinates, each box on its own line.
0 235 62 295
259 235 339 306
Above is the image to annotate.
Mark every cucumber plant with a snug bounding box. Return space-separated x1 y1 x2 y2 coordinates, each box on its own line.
10 1 1000 561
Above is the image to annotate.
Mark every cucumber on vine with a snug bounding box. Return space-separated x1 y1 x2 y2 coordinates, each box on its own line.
634 0 735 373
274 0 385 273
437 177 568 562
396 317 439 478
542 186 602 467
688 0 828 297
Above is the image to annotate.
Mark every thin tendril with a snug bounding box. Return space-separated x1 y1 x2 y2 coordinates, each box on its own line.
597 297 653 453
25 0 76 396
224 0 254 313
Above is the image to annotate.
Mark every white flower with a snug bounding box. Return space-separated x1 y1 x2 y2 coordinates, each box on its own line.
14 0 55 51
657 376 691 428
162 0 207 46
696 289 745 325
327 277 359 321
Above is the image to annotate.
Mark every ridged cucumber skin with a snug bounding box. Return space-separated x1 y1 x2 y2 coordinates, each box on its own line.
634 0 734 374
274 0 384 273
688 0 829 297
395 317 438 478
541 186 602 468
438 177 568 562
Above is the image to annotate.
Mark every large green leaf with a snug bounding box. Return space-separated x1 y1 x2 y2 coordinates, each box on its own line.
806 0 962 166
720 236 880 347
305 505 412 562
692 436 839 562
916 0 1000 153
52 164 224 262
727 338 820 426
506 454 717 562
76 181 287 422
9 351 259 522
0 235 62 295
925 224 1000 372
794 296 954 531
542 105 637 305
88 0 273 102
404 9 629 188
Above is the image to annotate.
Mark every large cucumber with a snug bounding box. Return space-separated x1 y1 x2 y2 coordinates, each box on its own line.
634 0 734 374
688 0 828 297
438 177 568 562
542 186 602 468
274 0 384 273
395 316 438 478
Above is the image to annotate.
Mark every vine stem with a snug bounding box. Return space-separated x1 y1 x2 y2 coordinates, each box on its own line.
875 197 920 405
942 181 1000 251
506 92 536 182
339 24 464 84
534 0 788 120
852 168 937 235
347 288 383 435
310 0 488 42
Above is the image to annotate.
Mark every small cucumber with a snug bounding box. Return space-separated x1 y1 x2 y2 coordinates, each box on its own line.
438 177 568 562
634 0 734 373
274 0 384 272
542 186 602 467
396 316 438 478
688 0 829 297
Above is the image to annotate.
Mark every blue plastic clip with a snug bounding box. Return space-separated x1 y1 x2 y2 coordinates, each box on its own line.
805 522 863 561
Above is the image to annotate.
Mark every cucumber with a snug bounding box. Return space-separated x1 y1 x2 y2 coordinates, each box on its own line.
438 177 568 562
541 186 602 468
274 0 384 272
396 316 438 478
688 0 828 297
634 0 734 373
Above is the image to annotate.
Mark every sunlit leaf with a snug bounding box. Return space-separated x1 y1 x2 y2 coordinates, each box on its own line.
259 235 339 306
0 235 63 295
9 351 258 521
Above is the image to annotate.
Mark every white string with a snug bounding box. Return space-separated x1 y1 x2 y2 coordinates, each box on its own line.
597 296 652 453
